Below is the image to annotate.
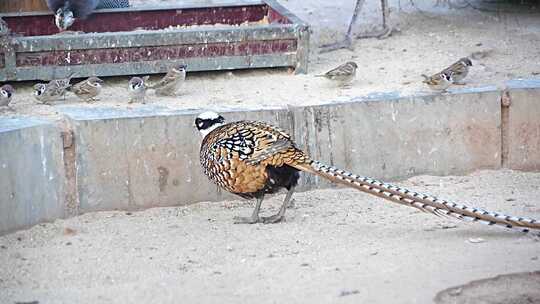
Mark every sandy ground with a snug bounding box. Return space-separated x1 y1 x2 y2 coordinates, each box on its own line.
2 1 540 119
1 169 539 304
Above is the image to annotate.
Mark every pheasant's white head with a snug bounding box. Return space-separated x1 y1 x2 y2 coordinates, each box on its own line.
55 7 75 31
195 111 225 138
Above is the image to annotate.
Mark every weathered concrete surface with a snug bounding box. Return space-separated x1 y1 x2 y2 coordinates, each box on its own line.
291 87 502 190
435 271 540 304
1 82 537 233
58 106 292 213
0 118 66 234
505 79 540 171
56 86 502 213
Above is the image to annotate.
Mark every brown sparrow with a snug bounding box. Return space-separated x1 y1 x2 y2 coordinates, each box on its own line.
128 76 149 104
0 17 9 37
69 76 103 102
148 64 187 96
316 61 358 85
0 84 14 107
34 83 56 104
33 73 75 104
442 57 472 84
421 71 453 92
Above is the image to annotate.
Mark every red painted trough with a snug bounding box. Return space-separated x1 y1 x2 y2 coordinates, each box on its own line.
0 0 309 81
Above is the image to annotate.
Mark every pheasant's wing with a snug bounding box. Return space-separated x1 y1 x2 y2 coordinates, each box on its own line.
69 0 100 18
205 121 295 165
45 0 65 11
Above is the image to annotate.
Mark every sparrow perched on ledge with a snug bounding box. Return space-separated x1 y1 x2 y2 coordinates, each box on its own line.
421 72 453 92
148 64 187 96
0 84 14 107
69 76 103 102
33 73 76 104
442 57 472 85
128 76 149 104
316 61 358 86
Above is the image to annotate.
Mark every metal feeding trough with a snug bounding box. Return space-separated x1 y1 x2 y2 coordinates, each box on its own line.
0 0 309 82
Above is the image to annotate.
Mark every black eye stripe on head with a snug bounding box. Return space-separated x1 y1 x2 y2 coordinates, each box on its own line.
195 115 225 130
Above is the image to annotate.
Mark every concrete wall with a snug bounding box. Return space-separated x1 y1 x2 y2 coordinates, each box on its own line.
1 80 539 234
505 79 540 171
0 118 66 234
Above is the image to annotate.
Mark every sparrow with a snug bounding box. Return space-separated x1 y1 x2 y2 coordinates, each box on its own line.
0 84 14 107
148 64 187 96
46 0 100 31
33 73 76 104
421 71 453 92
316 61 358 85
0 17 9 37
442 57 472 85
128 76 149 104
69 76 103 102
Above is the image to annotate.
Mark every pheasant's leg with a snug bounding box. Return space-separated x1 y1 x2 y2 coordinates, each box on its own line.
234 196 263 224
320 0 365 53
262 186 296 224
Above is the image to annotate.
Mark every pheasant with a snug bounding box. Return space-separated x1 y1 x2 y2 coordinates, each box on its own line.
195 111 540 232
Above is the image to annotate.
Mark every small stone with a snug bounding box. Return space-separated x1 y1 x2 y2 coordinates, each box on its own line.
63 227 77 236
505 198 516 202
66 242 72 246
441 223 458 229
532 256 538 261
125 212 133 215
468 238 485 244
339 290 360 297
300 263 310 267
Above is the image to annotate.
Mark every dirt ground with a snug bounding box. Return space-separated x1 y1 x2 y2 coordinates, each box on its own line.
2 2 540 304
2 1 540 119
1 169 539 304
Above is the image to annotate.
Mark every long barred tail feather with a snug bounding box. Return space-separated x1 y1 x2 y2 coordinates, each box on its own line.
292 160 540 233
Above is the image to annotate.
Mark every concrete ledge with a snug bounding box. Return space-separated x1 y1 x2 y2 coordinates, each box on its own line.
505 79 540 171
54 86 502 213
1 79 540 234
0 118 66 234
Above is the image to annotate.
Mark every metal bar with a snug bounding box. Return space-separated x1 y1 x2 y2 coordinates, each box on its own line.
294 24 310 74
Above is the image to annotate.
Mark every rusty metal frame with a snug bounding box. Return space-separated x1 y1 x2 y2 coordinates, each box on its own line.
0 0 309 81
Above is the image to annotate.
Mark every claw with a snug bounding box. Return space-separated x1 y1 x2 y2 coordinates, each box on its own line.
261 214 285 224
233 216 260 224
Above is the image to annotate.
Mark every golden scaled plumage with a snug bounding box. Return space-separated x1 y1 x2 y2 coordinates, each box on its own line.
200 121 309 195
